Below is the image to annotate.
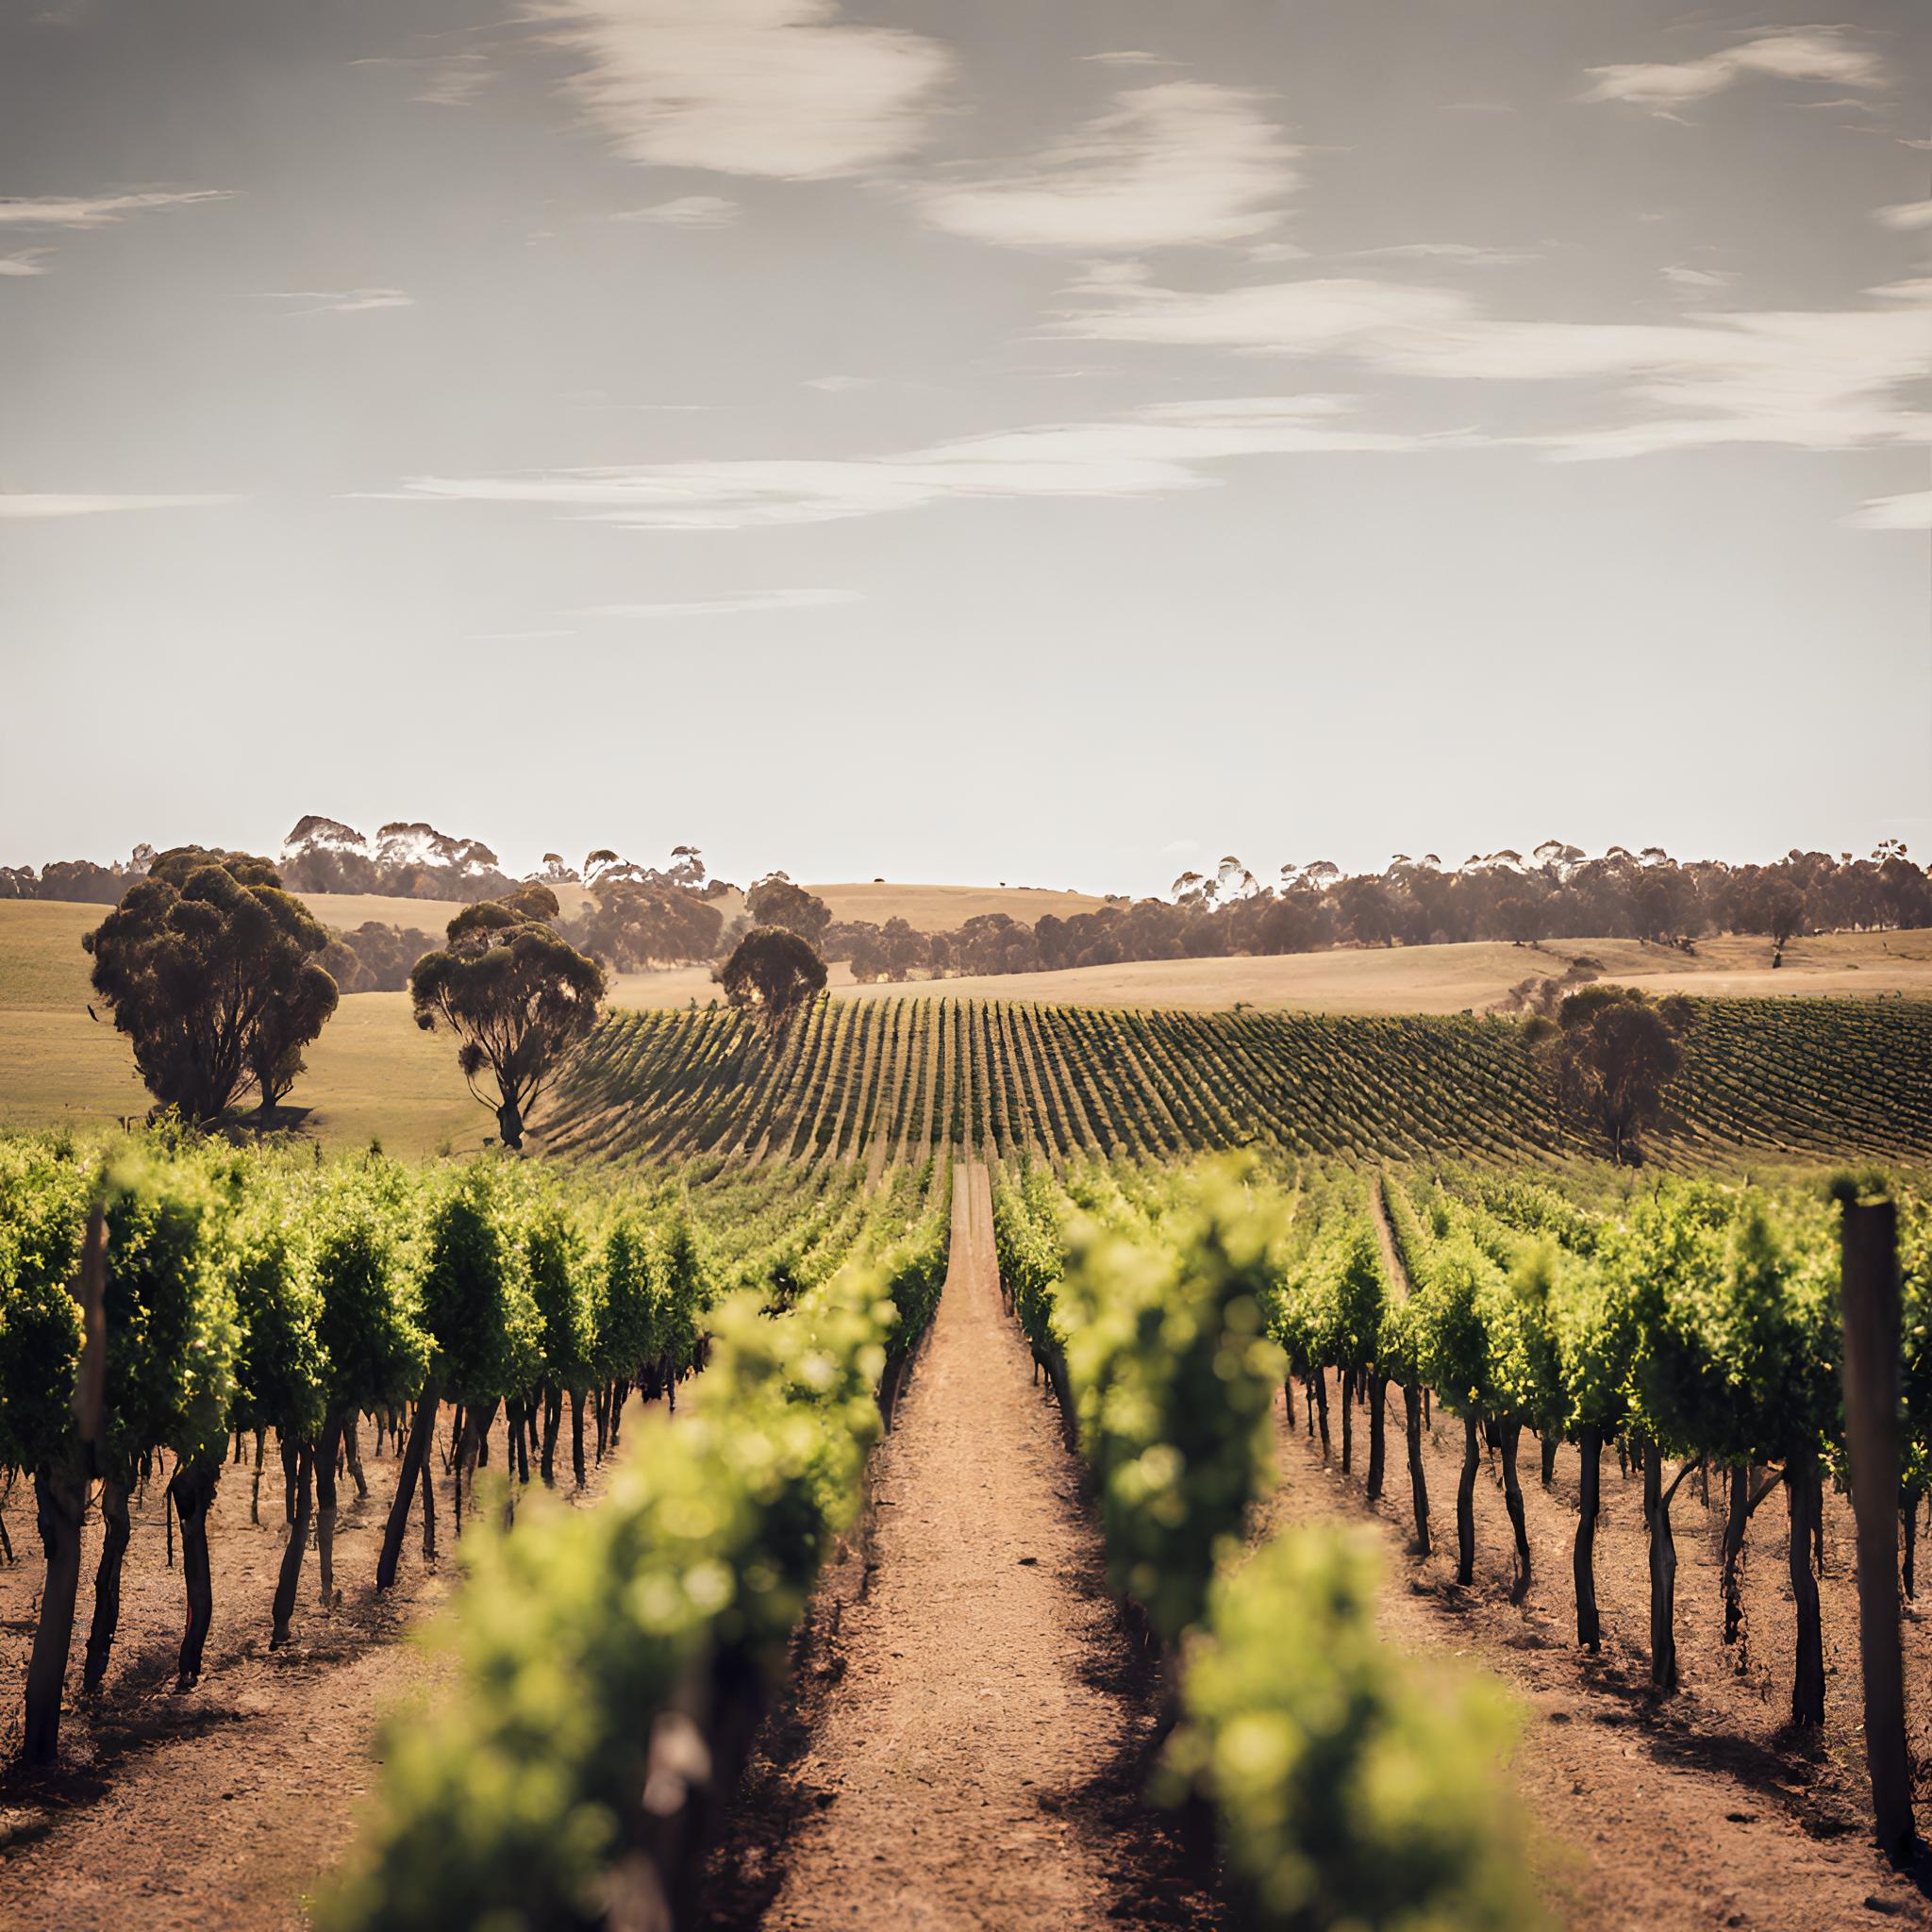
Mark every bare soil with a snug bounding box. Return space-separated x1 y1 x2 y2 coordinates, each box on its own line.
705 1162 1213 1932
0 1409 611 1930
1266 1373 1932 1930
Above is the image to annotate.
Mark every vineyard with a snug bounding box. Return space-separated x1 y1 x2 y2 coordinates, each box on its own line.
8 1065 1932 1926
546 991 1932 1167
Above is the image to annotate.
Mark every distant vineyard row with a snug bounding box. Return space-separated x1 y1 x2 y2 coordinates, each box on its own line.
544 993 1932 1167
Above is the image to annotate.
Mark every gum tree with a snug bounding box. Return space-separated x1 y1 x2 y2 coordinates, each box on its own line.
408 904 606 1150
83 848 337 1122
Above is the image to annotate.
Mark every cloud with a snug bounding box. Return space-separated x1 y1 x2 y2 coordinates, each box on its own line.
1845 490 1932 532
412 53 491 108
0 493 237 518
1874 201 1932 232
1661 265 1733 290
614 193 741 227
804 375 874 391
1356 241 1533 266
572 588 863 616
533 0 951 179
378 395 1457 531
1583 29 1883 109
920 83 1296 252
1053 272 1932 458
0 249 52 275
353 52 493 108
1084 51 1166 68
252 288 414 315
0 188 235 228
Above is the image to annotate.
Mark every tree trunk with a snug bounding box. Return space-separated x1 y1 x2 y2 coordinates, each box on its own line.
541 1387 560 1487
1904 1488 1921 1602
513 1401 530 1485
343 1412 368 1498
82 1474 135 1693
376 1380 440 1591
570 1387 587 1491
1340 1368 1354 1475
1540 1434 1557 1488
1365 1374 1387 1502
23 1461 86 1764
1721 1463 1753 1648
1456 1415 1478 1586
270 1442 314 1647
420 1435 436 1560
496 1094 523 1148
316 1412 341 1610
1790 1451 1825 1727
1499 1420 1530 1604
1304 1375 1314 1436
1404 1382 1430 1557
1312 1369 1331 1460
455 1398 498 1539
250 1429 265 1525
1574 1425 1602 1653
1643 1441 1678 1692
170 1459 219 1690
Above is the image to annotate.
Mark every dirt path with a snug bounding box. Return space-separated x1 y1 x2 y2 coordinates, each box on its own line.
711 1163 1209 1932
1264 1380 1932 1930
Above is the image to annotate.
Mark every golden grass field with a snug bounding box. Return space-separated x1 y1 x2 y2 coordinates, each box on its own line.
834 927 1932 1014
3 893 1926 1152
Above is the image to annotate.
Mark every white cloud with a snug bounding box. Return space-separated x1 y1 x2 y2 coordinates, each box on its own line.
534 0 950 179
1845 490 1932 532
1356 241 1533 266
0 493 237 518
252 288 414 315
614 194 741 227
573 588 863 616
804 375 874 391
379 396 1456 531
1661 265 1733 291
1054 273 1932 458
1583 29 1883 109
413 53 491 108
921 83 1296 252
1874 201 1932 233
353 52 493 108
0 188 235 228
1084 51 1166 69
0 249 52 276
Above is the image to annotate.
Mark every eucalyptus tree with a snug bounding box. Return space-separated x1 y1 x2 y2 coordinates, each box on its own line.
408 903 606 1149
83 849 336 1122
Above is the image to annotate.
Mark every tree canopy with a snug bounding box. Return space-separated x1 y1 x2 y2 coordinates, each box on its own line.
408 904 607 1149
747 873 832 946
83 849 337 1122
1545 984 1690 1164
717 926 826 1040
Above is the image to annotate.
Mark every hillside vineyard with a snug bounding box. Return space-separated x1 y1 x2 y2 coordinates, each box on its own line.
545 993 1932 1167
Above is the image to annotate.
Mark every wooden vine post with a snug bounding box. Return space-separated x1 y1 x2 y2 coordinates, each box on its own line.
1840 1196 1915 1860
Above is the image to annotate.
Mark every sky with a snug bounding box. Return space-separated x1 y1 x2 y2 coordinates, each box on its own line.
2 0 1928 899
